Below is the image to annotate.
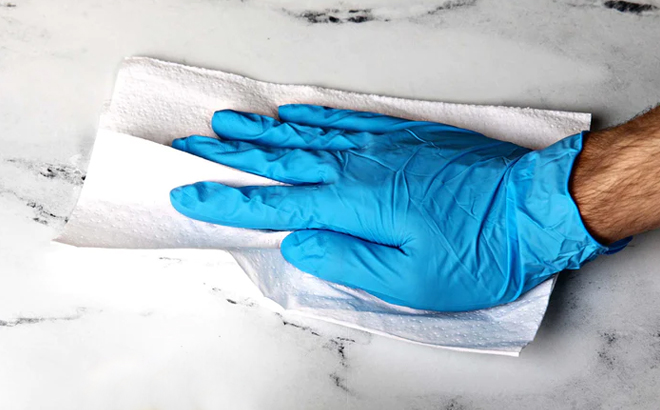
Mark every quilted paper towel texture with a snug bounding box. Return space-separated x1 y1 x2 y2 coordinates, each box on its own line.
56 57 591 355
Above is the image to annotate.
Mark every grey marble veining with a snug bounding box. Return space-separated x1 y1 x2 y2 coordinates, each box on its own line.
1 0 660 409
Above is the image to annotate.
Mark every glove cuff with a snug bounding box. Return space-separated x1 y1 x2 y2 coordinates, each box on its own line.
506 131 631 297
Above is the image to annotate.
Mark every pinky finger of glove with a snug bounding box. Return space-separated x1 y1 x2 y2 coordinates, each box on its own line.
281 229 410 306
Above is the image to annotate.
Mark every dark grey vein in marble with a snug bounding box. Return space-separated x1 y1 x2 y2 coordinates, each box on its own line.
210 287 257 307
597 330 627 371
0 187 69 226
280 317 321 337
426 0 477 15
603 1 658 14
283 0 478 25
597 330 623 370
0 158 82 226
286 8 376 24
0 309 86 328
324 336 357 394
442 398 470 410
27 200 68 225
567 0 659 15
157 257 182 262
6 158 85 186
329 372 349 393
324 337 356 368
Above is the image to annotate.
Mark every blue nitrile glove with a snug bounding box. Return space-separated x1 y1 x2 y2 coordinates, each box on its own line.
169 104 629 312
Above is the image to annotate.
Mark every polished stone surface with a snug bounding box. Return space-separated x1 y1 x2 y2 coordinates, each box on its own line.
1 0 660 408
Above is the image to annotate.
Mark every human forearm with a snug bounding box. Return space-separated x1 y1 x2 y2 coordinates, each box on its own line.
571 105 660 244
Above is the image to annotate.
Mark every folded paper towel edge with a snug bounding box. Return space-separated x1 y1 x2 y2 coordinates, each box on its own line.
121 56 592 129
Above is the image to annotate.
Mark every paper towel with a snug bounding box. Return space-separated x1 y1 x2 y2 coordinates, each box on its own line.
56 57 591 356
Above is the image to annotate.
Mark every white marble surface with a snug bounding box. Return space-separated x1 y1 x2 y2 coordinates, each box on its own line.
1 0 660 408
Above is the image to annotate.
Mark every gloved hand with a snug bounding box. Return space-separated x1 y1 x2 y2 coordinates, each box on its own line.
170 104 628 312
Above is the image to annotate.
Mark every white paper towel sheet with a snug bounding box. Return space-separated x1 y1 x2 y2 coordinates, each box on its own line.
56 57 591 356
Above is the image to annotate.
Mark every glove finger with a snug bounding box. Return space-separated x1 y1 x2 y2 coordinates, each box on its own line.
170 183 345 231
172 136 339 184
212 109 370 150
281 229 411 307
278 104 449 134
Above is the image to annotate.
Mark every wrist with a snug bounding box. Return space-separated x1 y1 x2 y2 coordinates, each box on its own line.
570 109 660 243
506 132 627 294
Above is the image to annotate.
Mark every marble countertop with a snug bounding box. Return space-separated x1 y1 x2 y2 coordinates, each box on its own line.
1 0 660 408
